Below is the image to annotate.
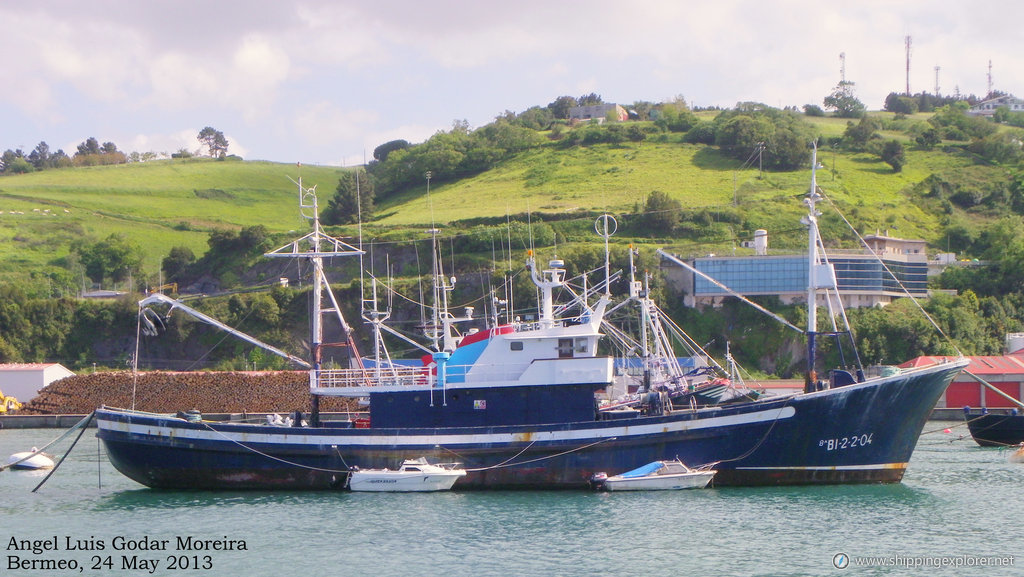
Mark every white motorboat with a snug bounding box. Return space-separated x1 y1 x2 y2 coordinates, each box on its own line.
348 458 467 492
595 459 715 491
6 448 55 470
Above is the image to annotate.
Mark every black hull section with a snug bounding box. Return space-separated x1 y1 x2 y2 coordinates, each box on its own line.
96 361 966 490
964 410 1024 447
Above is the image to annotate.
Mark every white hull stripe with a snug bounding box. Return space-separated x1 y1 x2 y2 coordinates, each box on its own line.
735 462 907 471
99 406 795 447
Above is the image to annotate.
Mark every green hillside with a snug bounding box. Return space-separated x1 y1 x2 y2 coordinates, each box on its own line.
0 110 1018 296
2 106 1023 373
376 139 959 240
0 159 342 280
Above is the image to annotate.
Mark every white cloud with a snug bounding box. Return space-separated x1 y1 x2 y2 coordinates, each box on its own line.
229 35 291 119
123 129 198 156
290 101 381 164
4 1 1024 164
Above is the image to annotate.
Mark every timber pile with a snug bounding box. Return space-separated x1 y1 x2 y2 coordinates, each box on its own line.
20 371 358 415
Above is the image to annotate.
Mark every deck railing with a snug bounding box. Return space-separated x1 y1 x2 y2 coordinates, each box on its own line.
315 366 430 389
313 357 608 392
313 363 532 390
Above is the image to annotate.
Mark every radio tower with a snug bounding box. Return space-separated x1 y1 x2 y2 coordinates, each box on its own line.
905 36 912 95
839 52 846 83
934 66 940 96
987 60 993 98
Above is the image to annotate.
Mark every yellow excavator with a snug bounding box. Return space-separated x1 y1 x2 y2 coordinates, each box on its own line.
1 388 22 414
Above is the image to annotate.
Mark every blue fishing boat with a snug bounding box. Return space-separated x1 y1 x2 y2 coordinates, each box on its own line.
95 150 968 489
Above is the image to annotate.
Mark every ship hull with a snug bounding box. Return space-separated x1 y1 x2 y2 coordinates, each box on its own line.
96 360 966 490
964 410 1024 447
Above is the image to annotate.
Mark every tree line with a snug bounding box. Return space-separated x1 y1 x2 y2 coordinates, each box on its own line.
0 127 231 175
321 94 823 225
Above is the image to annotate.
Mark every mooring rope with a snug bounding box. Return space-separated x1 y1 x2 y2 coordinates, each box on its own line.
194 422 613 475
919 414 990 437
705 395 797 468
198 420 353 474
32 411 96 492
1 412 95 472
461 437 618 471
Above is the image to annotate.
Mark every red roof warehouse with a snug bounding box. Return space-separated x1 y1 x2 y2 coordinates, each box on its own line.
901 353 1024 409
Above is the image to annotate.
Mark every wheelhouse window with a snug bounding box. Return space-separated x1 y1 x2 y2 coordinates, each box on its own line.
510 341 524 351
575 337 589 353
558 338 574 358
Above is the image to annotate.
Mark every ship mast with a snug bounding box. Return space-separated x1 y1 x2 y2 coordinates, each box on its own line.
801 144 838 393
264 176 365 425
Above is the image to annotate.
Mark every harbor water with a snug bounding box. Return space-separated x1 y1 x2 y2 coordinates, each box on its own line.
2 423 1020 576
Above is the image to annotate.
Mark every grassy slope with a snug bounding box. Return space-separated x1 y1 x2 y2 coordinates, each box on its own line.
375 114 965 252
0 113 1002 284
0 159 342 274
374 144 736 225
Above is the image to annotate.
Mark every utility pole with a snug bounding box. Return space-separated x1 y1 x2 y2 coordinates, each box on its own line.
905 36 912 95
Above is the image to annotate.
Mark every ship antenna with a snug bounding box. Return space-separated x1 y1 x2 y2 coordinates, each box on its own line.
357 166 365 308
802 142 831 393
595 214 617 297
271 174 365 425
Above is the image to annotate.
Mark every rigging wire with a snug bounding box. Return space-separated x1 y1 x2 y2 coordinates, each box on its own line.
818 189 964 357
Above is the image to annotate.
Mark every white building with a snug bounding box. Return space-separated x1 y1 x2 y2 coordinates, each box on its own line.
569 103 627 122
0 363 75 402
968 94 1024 116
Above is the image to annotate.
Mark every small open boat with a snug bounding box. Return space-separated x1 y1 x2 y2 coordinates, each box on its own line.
6 448 55 471
348 458 467 492
593 459 716 491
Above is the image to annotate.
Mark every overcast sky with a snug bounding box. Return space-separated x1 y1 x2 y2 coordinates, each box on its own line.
2 1 1021 166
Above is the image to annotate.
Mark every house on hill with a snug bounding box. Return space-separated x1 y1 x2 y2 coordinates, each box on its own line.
968 94 1024 116
0 363 76 403
569 103 627 123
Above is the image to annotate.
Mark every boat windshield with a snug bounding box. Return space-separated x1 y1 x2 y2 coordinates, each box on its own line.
618 462 665 478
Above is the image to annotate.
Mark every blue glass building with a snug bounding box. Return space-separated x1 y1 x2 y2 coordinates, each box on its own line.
682 234 930 308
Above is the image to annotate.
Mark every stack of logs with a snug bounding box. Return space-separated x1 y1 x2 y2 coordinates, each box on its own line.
20 371 358 415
